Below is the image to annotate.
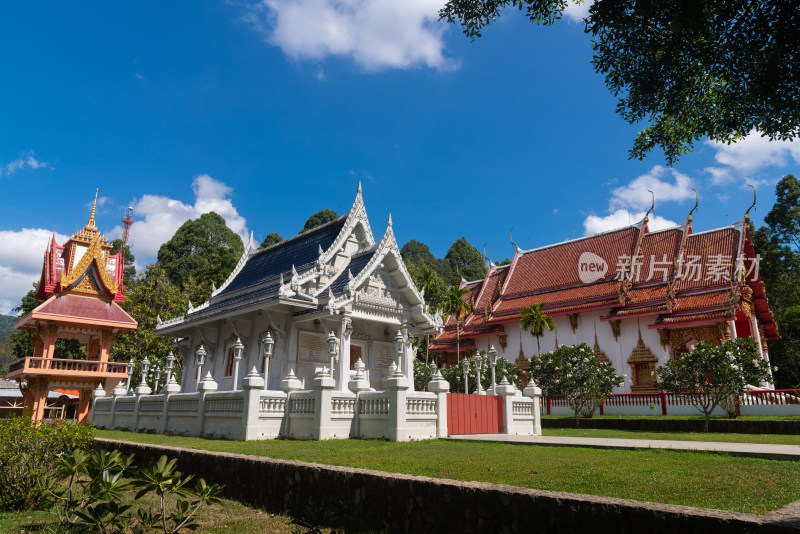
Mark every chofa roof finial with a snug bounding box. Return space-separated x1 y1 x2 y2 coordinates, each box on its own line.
509 227 520 251
687 188 699 224
744 184 757 222
643 190 655 225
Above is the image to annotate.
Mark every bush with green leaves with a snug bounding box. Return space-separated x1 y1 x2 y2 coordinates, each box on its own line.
0 414 93 511
529 343 624 422
39 449 222 533
656 338 772 431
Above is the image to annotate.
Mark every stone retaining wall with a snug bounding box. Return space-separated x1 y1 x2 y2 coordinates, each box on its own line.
95 438 799 533
541 417 800 434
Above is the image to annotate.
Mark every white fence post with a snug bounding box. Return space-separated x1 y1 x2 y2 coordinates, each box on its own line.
427 369 450 438
242 367 265 440
161 376 181 434
387 372 410 442
496 376 517 434
197 372 218 436
312 369 336 440
523 380 542 435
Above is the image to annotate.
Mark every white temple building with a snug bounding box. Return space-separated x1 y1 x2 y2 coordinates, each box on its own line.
158 183 442 393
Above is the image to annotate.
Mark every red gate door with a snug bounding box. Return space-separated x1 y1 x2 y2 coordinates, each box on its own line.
446 393 503 434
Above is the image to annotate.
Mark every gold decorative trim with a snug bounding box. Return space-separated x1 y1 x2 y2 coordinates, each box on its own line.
568 314 578 334
609 320 621 342
593 325 611 365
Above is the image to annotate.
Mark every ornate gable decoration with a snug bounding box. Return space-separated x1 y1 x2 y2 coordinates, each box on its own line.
627 331 657 364
593 326 611 365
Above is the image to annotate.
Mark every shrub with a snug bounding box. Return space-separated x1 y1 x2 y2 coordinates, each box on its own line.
0 414 93 511
40 450 223 533
529 343 624 423
656 338 771 431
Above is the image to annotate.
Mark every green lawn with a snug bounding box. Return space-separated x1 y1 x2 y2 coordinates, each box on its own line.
543 427 800 445
0 495 298 534
95 430 800 515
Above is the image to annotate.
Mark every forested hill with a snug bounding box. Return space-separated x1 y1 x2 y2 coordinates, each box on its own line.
0 315 16 343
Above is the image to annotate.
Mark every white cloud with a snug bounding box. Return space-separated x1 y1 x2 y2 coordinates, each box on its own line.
0 228 69 315
1 150 50 177
704 166 734 186
583 210 677 236
242 0 455 71
116 175 248 261
609 166 695 211
563 0 591 22
707 131 800 173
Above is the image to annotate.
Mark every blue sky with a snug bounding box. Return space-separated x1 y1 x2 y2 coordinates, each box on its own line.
1 1 798 314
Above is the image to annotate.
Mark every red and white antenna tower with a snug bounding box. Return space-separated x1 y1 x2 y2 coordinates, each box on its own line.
121 206 134 244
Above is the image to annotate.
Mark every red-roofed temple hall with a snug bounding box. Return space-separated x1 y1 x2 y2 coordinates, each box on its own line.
431 205 778 392
7 191 136 422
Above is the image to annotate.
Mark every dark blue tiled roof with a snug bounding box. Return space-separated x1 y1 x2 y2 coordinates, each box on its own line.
218 216 347 296
324 248 376 295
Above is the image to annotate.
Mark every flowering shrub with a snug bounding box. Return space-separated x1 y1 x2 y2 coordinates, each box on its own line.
656 338 771 431
529 343 624 422
0 414 93 510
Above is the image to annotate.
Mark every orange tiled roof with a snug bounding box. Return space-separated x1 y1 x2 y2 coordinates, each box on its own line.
432 218 779 351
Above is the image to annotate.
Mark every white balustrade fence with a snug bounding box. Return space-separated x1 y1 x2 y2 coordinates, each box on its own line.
92 371 543 442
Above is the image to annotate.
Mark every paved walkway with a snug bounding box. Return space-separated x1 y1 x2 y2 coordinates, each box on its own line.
447 434 800 461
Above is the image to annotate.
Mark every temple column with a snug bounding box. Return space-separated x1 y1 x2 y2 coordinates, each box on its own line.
336 317 352 391
403 327 415 391
77 388 93 422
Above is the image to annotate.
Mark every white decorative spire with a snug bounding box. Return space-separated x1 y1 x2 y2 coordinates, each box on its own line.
248 231 254 250
387 213 393 227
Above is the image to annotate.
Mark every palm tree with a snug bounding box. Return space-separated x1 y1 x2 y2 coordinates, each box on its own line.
442 285 472 362
519 303 555 356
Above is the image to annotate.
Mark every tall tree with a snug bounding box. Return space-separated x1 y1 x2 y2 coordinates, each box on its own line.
156 212 244 304
519 303 555 355
259 232 283 249
442 285 473 362
300 209 338 233
111 264 187 370
440 0 800 164
444 237 488 286
413 266 446 313
751 174 800 387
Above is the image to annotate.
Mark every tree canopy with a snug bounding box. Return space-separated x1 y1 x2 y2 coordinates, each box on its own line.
111 264 188 369
259 232 283 249
751 174 800 387
156 212 244 304
519 303 555 355
656 338 770 431
300 209 338 233
444 237 488 285
440 0 800 163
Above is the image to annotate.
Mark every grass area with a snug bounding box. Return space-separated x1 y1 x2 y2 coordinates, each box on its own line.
0 495 298 534
543 427 800 445
95 429 800 515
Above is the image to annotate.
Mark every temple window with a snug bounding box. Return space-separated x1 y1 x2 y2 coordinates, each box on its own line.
225 348 235 377
627 329 658 392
